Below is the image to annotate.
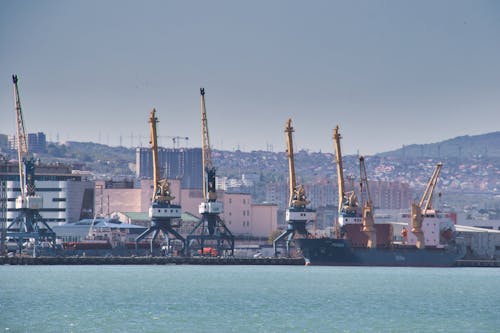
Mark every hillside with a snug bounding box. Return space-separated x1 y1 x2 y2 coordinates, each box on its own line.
377 131 500 159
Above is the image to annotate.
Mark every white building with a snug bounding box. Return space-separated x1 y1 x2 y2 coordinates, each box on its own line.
1 162 95 227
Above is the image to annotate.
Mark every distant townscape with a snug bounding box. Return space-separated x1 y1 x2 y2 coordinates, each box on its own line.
1 130 499 224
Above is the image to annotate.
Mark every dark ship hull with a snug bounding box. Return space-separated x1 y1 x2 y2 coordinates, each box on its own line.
295 238 465 267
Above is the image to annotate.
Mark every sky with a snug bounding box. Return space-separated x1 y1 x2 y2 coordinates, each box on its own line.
1 0 499 155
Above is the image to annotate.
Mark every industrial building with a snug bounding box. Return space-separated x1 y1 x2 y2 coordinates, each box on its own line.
0 161 95 227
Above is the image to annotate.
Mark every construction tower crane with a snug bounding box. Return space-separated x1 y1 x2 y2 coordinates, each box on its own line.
186 88 234 257
359 156 376 248
333 125 361 231
135 109 185 255
7 74 56 256
273 118 316 257
411 162 443 249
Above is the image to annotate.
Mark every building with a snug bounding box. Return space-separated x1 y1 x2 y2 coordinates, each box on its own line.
28 132 47 153
0 161 95 226
94 179 182 216
8 132 47 153
250 203 278 238
221 192 253 236
136 147 203 189
370 180 411 210
95 181 277 238
0 134 8 150
266 179 411 211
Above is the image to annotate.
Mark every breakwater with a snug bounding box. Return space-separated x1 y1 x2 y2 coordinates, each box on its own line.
0 256 305 265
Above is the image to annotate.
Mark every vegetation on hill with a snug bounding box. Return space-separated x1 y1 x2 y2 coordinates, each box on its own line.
377 132 500 159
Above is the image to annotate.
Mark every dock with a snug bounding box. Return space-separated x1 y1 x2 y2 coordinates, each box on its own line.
455 259 500 267
0 256 305 266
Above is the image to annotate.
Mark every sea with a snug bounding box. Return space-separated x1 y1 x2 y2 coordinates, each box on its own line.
0 265 499 333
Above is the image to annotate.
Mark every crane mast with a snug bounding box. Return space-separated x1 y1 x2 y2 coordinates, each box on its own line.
419 162 442 213
333 126 345 213
149 109 174 204
13 75 29 201
285 119 297 207
200 88 216 202
359 156 372 207
150 109 161 200
359 156 376 248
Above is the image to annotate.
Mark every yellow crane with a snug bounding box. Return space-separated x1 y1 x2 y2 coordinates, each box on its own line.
273 118 315 257
135 109 184 255
333 125 361 229
285 118 309 208
186 88 234 257
411 162 443 249
359 156 376 248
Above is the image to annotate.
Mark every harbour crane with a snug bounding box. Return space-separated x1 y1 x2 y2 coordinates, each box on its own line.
333 125 361 234
186 88 234 257
411 162 443 249
359 156 376 248
135 109 185 255
7 74 56 256
273 118 316 257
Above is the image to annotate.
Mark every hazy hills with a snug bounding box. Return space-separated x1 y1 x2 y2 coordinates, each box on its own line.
377 131 500 159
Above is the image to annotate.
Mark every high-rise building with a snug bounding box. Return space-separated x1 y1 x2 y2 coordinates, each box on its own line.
8 132 47 153
136 147 203 189
27 132 47 153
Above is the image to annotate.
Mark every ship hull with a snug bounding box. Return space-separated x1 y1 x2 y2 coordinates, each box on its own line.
295 238 464 267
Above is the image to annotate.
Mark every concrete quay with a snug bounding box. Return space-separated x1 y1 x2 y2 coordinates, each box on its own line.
455 259 500 267
0 256 305 266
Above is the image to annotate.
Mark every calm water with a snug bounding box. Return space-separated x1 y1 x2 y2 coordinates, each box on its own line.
0 265 499 332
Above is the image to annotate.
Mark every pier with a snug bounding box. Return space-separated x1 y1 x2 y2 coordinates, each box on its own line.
455 259 500 267
0 256 305 266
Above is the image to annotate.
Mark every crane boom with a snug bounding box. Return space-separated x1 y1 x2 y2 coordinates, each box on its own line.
148 109 174 204
149 109 160 197
419 162 442 213
285 119 296 207
333 125 345 213
200 88 216 202
359 156 372 206
13 75 29 200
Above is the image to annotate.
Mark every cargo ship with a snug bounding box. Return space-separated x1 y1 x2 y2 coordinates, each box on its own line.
294 126 466 267
295 216 466 267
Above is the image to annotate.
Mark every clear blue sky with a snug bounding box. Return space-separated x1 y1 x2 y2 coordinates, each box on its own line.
1 0 499 155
